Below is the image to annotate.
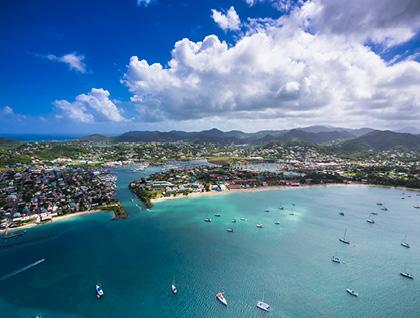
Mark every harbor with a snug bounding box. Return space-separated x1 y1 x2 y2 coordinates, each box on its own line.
0 167 419 317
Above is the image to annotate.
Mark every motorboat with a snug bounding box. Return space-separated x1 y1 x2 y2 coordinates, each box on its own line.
256 224 263 228
171 281 177 294
204 218 211 222
96 284 104 298
346 288 359 297
331 256 341 263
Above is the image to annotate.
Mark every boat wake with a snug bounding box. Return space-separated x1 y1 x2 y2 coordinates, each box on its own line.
0 259 45 281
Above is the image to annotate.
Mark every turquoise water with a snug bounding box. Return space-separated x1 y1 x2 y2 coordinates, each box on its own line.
1 167 420 317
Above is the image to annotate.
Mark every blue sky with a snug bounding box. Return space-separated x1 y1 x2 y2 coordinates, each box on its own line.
1 0 419 134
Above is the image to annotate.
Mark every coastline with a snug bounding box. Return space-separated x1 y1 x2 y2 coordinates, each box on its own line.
0 209 109 233
151 182 420 204
151 183 353 204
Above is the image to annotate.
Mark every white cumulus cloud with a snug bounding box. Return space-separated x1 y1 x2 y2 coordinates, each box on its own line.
54 88 127 123
211 6 241 31
46 52 87 73
122 0 420 129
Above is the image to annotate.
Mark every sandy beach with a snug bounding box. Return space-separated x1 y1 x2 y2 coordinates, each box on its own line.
0 209 109 233
150 183 357 204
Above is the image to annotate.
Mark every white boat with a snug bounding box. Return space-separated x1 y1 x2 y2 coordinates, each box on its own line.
226 228 234 232
216 292 228 306
346 288 359 297
96 284 104 298
400 264 414 279
339 229 350 244
171 281 177 294
256 292 270 312
232 219 236 223
401 235 410 248
366 218 375 224
214 213 221 217
240 218 246 221
331 256 341 263
400 272 414 279
256 224 263 228
274 220 280 225
204 218 211 222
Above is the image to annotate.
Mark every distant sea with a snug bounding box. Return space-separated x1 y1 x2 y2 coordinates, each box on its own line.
0 166 419 317
1 134 81 141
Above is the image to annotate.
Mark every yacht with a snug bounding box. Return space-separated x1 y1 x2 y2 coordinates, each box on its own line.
366 217 375 224
400 272 414 279
216 292 228 306
95 284 104 298
331 256 341 263
226 228 234 232
171 281 177 294
256 224 264 228
274 220 280 225
256 292 270 312
204 218 211 223
346 288 359 297
401 235 410 248
339 229 350 244
400 264 414 279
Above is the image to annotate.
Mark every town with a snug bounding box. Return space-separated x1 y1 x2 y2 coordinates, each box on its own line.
0 166 126 230
1 138 419 227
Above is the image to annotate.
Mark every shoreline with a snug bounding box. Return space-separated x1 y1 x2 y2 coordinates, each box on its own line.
0 209 109 233
151 183 348 203
151 182 420 204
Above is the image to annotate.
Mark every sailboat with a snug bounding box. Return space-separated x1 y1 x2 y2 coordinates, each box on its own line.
216 291 228 306
339 229 350 244
400 264 414 279
171 280 178 294
401 235 410 248
256 291 270 312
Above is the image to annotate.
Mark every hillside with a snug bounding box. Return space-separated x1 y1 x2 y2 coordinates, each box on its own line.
338 130 420 151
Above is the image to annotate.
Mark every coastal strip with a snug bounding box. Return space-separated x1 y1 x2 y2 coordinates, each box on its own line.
0 202 127 233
